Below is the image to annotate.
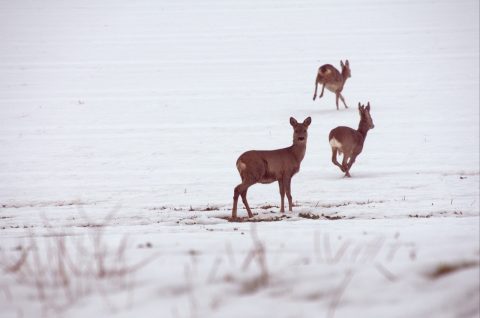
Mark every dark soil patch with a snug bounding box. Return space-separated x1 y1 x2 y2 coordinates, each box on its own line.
299 212 345 220
316 200 385 209
222 215 290 223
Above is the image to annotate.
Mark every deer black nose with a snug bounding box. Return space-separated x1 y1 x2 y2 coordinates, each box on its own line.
298 137 305 141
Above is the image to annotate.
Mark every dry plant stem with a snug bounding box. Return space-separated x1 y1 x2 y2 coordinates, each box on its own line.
327 270 354 318
323 233 332 263
207 257 222 284
349 244 363 263
4 248 29 272
359 236 385 263
225 242 236 266
0 284 12 303
239 225 269 292
29 235 46 301
374 263 396 282
184 263 198 318
314 232 352 264
126 271 135 310
314 231 324 263
331 240 351 264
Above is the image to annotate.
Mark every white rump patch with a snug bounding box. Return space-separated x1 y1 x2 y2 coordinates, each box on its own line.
329 138 342 149
236 161 247 172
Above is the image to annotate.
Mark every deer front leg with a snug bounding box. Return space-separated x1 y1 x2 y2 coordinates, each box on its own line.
285 176 293 212
335 93 340 110
331 148 345 172
347 155 357 170
319 83 325 98
278 179 285 213
339 93 348 109
344 155 357 178
313 79 319 100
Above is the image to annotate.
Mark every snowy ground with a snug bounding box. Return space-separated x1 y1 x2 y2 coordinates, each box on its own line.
0 0 479 317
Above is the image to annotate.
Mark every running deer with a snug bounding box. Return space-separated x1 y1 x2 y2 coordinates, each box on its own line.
329 102 374 177
313 60 351 110
232 117 312 219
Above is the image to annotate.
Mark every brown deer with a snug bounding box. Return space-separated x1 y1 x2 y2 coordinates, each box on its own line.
329 102 374 177
313 60 351 110
232 117 312 219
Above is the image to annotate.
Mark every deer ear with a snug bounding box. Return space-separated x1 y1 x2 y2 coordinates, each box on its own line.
290 117 298 126
366 102 370 111
346 59 349 66
303 117 312 127
340 60 344 67
358 102 362 110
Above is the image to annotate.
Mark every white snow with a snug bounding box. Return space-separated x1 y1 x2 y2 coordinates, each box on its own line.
0 0 478 317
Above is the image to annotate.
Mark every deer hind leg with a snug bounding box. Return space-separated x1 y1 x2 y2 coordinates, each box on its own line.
232 179 255 218
339 93 348 109
232 185 241 219
285 177 293 212
319 83 325 98
278 179 285 213
331 148 345 172
241 189 253 218
342 155 351 178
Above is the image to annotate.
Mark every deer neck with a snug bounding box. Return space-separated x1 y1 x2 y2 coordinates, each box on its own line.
357 120 370 140
290 142 307 163
341 69 349 87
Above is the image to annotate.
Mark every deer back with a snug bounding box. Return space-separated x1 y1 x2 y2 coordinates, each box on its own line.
317 64 343 85
237 147 301 184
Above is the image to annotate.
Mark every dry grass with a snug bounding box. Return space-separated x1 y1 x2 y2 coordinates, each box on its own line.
427 261 479 279
0 211 158 315
239 226 269 293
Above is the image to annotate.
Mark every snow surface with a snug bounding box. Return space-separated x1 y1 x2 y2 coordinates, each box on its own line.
0 0 479 317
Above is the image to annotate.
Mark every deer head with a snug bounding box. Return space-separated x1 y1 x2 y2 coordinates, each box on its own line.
290 117 312 145
358 102 374 129
340 59 351 79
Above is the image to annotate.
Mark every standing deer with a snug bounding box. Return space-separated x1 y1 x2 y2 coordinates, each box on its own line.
313 60 351 110
232 117 312 219
329 102 374 177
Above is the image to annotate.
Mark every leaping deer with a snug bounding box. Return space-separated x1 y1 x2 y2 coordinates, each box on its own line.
313 60 351 110
329 102 374 177
232 117 312 219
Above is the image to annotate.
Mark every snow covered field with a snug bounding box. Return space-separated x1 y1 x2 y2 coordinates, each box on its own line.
0 0 479 317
